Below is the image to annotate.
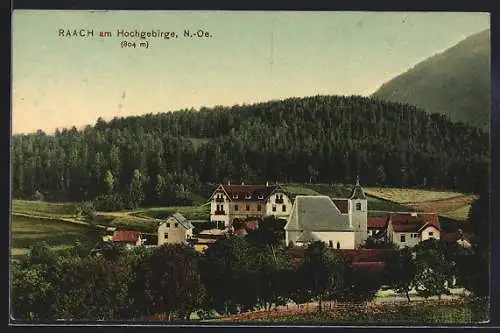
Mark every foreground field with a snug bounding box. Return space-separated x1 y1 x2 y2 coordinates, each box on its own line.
11 215 100 258
214 298 488 324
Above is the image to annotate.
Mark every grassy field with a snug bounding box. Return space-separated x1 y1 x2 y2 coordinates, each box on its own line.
11 215 100 258
439 205 472 221
363 187 476 221
12 200 79 218
363 187 465 203
282 185 321 196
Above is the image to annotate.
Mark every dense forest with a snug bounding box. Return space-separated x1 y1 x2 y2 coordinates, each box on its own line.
12 95 489 209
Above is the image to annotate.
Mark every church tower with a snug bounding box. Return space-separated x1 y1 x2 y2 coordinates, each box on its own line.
350 175 368 248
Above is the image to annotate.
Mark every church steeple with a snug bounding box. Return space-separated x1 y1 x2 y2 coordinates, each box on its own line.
350 175 366 200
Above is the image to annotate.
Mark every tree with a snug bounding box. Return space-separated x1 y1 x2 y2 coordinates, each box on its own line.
127 169 145 209
464 192 490 297
199 236 257 315
385 247 416 302
104 170 115 194
296 241 345 312
246 216 286 248
375 165 386 185
252 245 294 311
413 239 453 299
52 255 132 320
11 263 54 320
131 244 206 320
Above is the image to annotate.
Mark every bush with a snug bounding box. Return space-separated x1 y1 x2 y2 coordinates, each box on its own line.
77 201 96 222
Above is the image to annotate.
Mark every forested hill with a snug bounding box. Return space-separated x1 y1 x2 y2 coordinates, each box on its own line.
372 29 491 131
12 95 489 209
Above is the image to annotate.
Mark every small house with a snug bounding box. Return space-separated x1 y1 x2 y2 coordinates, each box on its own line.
157 213 194 246
385 212 441 248
111 230 143 249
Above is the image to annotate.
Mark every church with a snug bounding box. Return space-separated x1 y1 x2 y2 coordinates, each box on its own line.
284 177 368 249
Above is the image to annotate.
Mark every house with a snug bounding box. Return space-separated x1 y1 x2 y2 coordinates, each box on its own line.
441 229 472 248
192 228 228 253
157 213 194 246
368 216 387 237
385 212 441 248
111 230 143 249
284 177 368 249
210 182 292 228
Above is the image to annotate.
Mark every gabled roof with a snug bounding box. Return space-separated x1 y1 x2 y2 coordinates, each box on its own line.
212 184 286 202
161 212 194 230
112 230 141 243
388 212 440 233
341 249 393 263
285 195 352 232
349 176 366 200
368 216 387 229
331 199 349 214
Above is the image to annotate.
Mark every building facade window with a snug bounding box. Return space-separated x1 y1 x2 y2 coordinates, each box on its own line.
400 234 406 242
329 240 333 248
166 223 170 228
257 204 261 211
164 233 168 239
282 205 286 212
235 205 239 211
246 205 250 211
356 203 361 210
175 223 178 228
272 205 276 212
336 242 340 249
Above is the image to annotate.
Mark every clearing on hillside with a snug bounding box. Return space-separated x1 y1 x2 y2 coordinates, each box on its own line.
363 187 465 204
11 215 100 258
12 200 79 218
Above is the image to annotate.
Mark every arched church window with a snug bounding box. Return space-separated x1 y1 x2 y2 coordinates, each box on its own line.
336 242 340 249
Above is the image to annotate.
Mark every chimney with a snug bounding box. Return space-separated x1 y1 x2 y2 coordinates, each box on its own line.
242 182 245 185
227 180 231 185
266 181 269 187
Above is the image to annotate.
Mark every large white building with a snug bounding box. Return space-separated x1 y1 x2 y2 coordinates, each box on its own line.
284 178 368 250
210 182 292 227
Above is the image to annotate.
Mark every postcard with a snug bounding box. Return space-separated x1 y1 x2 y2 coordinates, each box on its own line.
10 10 491 325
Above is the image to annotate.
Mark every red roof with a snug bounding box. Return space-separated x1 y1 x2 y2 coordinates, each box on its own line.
112 230 141 243
219 184 279 202
341 249 393 263
389 212 440 232
332 199 348 214
368 216 387 229
245 220 259 230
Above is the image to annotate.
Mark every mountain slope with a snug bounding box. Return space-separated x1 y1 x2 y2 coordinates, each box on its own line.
372 29 490 131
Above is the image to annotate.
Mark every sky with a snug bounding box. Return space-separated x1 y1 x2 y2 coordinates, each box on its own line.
12 10 490 134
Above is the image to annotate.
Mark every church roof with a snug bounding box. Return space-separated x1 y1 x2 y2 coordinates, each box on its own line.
285 195 353 232
349 175 366 200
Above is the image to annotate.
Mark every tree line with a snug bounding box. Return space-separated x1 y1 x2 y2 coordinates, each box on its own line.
12 213 489 321
12 95 489 210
